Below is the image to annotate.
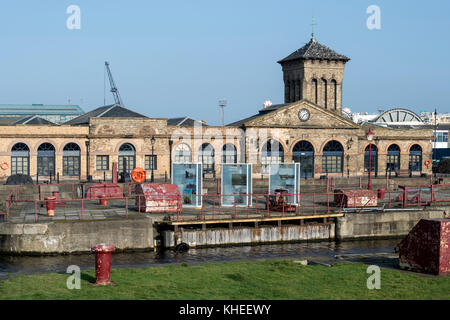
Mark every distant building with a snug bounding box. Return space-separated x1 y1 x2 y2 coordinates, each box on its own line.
421 112 450 125
0 104 84 124
351 112 378 124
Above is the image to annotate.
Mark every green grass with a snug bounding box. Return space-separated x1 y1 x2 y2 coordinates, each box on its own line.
0 261 449 300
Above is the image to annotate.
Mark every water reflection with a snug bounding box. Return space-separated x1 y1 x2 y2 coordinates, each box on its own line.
0 238 401 279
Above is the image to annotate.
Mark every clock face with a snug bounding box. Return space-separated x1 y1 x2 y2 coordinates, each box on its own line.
298 109 310 122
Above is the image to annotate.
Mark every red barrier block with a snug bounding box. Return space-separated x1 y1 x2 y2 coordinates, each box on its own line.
85 183 123 200
135 184 182 213
397 218 450 276
334 189 378 208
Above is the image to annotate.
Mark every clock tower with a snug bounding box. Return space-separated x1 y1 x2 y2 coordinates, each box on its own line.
277 36 350 114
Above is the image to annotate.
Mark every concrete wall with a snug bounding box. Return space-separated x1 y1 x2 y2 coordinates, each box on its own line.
336 209 448 240
0 216 154 254
162 222 335 248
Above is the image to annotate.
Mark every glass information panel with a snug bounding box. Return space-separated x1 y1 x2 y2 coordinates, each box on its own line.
268 163 300 204
221 164 252 207
171 163 203 207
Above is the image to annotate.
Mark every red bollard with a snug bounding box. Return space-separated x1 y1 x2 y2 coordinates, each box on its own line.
99 194 108 206
52 191 60 201
45 196 56 217
377 188 385 199
91 244 116 286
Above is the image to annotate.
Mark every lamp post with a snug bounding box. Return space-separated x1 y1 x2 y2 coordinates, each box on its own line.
169 139 173 180
85 140 90 182
367 128 374 190
151 136 155 182
346 138 353 177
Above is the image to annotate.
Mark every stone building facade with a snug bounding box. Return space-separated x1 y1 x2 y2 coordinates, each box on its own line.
0 36 434 181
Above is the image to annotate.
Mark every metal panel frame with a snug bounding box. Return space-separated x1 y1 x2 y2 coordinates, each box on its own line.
220 163 252 207
268 162 300 204
171 162 203 208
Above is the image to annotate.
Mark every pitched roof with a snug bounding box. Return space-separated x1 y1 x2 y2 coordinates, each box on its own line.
64 104 148 125
0 116 57 126
226 104 288 127
278 38 350 64
168 117 207 127
227 100 360 129
13 115 57 125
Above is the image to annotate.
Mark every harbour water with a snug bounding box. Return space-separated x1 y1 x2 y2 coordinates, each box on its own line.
0 238 402 279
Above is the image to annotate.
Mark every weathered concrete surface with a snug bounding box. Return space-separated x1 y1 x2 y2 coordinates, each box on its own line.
0 216 155 254
336 208 448 240
397 218 450 275
162 222 335 248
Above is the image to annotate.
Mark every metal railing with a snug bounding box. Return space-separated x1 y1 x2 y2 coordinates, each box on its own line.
4 179 450 223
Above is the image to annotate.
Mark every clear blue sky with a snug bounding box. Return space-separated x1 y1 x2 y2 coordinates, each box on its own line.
0 0 449 125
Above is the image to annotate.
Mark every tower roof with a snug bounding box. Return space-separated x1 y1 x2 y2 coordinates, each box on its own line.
277 38 350 64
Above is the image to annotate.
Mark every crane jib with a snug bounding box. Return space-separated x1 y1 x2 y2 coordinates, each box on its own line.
105 61 124 106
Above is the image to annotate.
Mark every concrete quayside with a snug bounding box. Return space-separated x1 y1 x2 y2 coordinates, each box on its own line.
0 208 448 254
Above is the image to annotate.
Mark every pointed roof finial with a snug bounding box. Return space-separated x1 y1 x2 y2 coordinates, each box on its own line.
311 15 317 41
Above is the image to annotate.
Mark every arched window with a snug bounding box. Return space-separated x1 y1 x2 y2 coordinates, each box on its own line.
63 143 81 176
199 143 215 174
261 139 284 173
293 140 314 178
331 80 337 110
119 143 136 175
37 143 55 176
312 79 318 104
364 144 378 175
174 143 191 163
11 143 29 175
387 144 401 172
222 143 237 164
322 140 343 173
322 78 328 109
409 144 422 172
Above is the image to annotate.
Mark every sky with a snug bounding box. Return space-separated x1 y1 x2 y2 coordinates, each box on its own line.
0 0 449 125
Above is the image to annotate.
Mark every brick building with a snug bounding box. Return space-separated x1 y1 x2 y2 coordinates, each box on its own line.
0 36 433 181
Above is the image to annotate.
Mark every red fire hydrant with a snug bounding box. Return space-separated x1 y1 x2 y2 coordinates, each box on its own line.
91 244 116 286
45 196 56 217
99 194 108 206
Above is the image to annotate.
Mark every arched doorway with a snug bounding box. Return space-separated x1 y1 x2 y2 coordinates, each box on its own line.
387 144 400 173
261 139 284 173
409 144 422 172
364 144 378 176
222 143 237 164
11 143 30 175
199 143 215 174
63 143 81 177
292 140 314 178
322 140 344 174
37 143 55 176
119 143 136 175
